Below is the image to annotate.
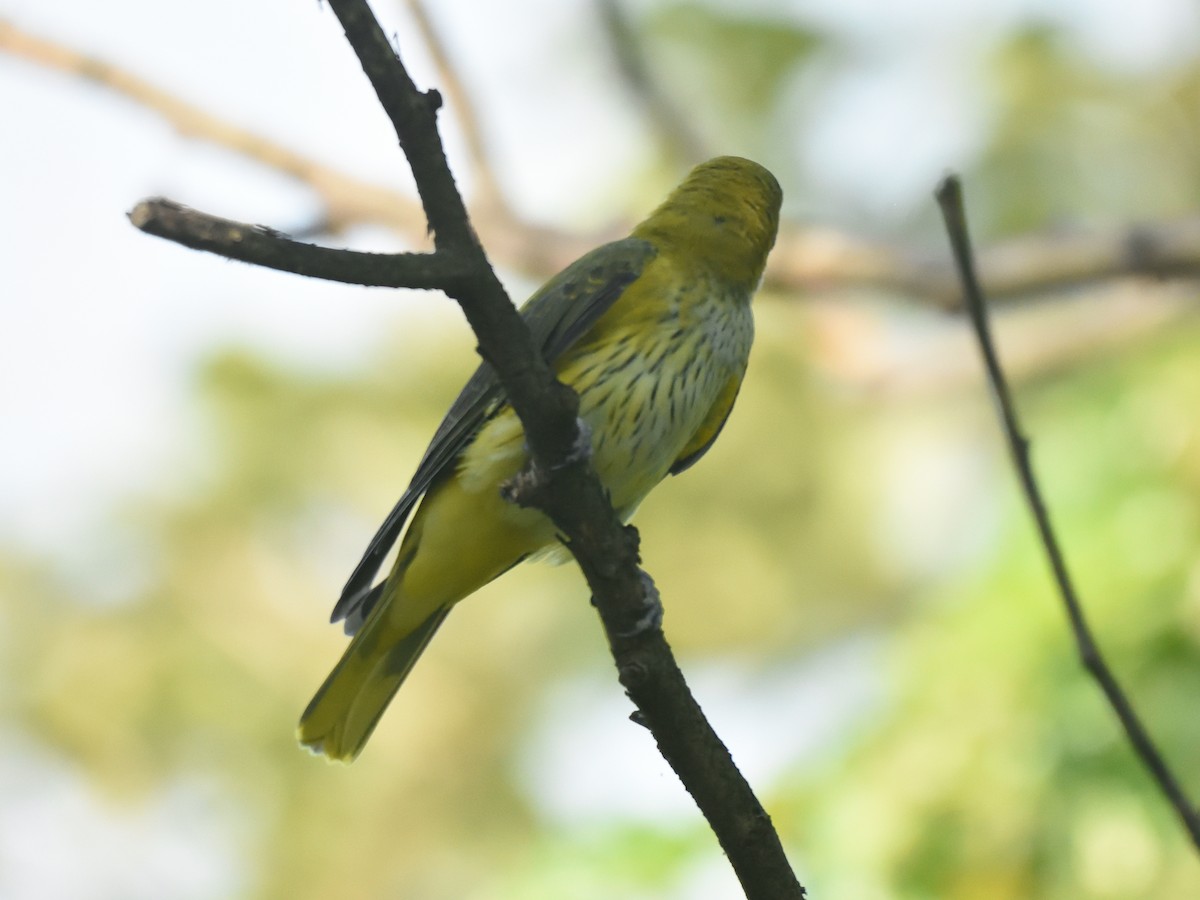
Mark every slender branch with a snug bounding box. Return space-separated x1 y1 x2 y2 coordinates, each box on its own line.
128 198 459 287
936 174 1200 853
8 17 1200 310
125 1 805 894
325 4 803 895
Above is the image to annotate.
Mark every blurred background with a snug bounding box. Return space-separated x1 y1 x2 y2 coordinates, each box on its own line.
3 0 1200 897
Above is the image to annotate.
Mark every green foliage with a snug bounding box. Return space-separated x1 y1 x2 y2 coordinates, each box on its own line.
5 2 1200 897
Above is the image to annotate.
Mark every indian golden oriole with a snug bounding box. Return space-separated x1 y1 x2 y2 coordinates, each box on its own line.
298 156 782 761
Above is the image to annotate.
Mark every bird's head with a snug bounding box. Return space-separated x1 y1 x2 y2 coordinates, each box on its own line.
632 156 782 290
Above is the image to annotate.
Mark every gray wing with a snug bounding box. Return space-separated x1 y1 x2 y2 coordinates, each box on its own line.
331 237 656 631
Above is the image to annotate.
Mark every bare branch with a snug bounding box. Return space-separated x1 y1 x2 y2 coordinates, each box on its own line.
936 174 1200 854
126 1 806 894
128 197 459 287
324 6 805 893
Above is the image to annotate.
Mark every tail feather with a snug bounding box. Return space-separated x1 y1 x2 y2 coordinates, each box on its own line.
297 606 450 762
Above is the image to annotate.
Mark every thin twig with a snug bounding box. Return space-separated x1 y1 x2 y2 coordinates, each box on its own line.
936 173 1200 853
329 7 808 894
128 1 805 894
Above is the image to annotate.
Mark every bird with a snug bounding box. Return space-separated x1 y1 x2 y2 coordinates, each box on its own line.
298 156 782 761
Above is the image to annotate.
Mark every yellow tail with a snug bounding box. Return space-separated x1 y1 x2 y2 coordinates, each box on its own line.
297 606 449 762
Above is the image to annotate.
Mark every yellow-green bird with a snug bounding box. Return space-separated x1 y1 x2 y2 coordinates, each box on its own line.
298 156 782 761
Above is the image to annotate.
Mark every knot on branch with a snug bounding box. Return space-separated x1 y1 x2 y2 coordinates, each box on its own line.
622 523 642 560
423 87 443 112
618 658 651 690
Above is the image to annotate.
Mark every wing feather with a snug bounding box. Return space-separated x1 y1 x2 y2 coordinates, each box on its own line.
331 238 657 628
669 373 742 476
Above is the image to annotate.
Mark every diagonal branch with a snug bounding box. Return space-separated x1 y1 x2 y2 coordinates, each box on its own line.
129 1 805 895
326 8 807 893
936 174 1200 854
